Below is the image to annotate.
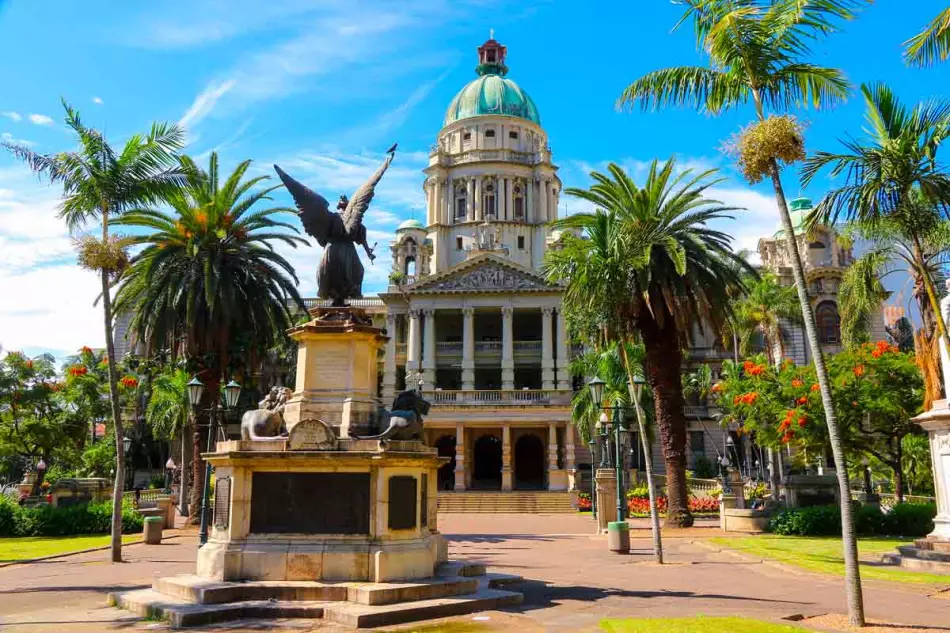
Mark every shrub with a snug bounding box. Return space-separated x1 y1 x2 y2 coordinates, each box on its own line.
882 503 936 537
0 498 143 537
768 503 936 537
692 456 717 479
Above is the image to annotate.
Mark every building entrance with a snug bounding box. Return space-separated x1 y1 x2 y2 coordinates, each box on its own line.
434 435 457 490
514 434 545 489
472 434 502 490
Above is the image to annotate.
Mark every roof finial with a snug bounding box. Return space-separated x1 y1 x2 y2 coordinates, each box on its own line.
490 28 494 40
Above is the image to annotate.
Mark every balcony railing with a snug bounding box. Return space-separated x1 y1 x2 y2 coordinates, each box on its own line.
475 341 502 352
514 340 542 351
429 389 572 406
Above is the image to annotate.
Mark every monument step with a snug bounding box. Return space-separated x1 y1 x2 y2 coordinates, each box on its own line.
915 538 950 553
152 573 481 606
321 588 524 629
897 545 950 563
436 561 487 578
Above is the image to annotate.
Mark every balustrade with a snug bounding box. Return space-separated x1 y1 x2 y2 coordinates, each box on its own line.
427 389 571 406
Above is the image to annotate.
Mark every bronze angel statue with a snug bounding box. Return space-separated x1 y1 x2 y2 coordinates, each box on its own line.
274 145 396 305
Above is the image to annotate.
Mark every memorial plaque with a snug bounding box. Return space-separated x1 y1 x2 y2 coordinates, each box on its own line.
420 474 428 527
388 476 417 530
214 476 231 529
288 418 337 450
250 472 370 534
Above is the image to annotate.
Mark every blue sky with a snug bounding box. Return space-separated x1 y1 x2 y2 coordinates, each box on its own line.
1 0 948 360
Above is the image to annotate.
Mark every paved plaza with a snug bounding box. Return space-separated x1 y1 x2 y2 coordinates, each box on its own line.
0 514 948 632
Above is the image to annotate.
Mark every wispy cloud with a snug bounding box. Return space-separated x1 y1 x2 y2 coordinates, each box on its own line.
1 111 22 122
0 132 33 147
92 97 104 105
27 114 54 126
179 79 236 129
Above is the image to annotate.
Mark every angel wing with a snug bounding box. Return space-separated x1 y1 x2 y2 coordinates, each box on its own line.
274 165 334 246
343 152 394 235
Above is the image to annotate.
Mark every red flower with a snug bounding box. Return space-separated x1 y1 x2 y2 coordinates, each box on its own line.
779 419 791 430
872 349 883 358
797 396 808 405
711 383 722 393
733 395 742 406
80 346 92 354
811 384 820 392
747 364 764 376
743 360 754 372
781 430 794 443
25 360 33 369
853 365 865 377
791 379 803 388
852 401 859 407
68 365 88 377
119 376 139 389
798 415 808 428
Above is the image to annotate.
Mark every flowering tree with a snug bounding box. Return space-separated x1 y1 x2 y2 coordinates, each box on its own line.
713 343 925 501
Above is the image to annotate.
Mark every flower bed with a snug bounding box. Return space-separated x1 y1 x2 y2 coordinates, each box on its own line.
628 494 719 517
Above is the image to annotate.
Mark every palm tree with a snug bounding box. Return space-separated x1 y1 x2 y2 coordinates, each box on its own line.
803 83 950 366
722 273 803 365
904 8 950 67
546 158 752 528
114 151 307 521
618 2 868 623
3 102 184 562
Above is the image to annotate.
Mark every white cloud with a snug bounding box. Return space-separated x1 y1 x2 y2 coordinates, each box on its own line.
92 97 104 105
0 132 33 147
1 111 22 122
27 114 54 126
179 79 236 129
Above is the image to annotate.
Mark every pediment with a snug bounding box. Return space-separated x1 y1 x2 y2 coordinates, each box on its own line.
409 254 560 294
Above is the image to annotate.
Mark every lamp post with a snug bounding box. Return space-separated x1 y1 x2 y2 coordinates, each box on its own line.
193 376 243 547
611 402 626 522
165 457 177 490
861 455 873 496
587 435 597 518
587 376 631 553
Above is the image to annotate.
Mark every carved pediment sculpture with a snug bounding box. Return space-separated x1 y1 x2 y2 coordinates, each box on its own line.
425 262 550 292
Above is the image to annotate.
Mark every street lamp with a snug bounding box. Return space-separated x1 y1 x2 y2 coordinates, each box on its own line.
861 455 873 496
36 457 47 472
165 457 176 489
195 377 242 546
586 376 626 523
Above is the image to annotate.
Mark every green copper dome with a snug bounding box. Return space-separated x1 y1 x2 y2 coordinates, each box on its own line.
397 218 424 232
774 197 814 238
444 75 541 126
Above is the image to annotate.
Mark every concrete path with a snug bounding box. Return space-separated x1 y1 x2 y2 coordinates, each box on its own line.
0 514 947 631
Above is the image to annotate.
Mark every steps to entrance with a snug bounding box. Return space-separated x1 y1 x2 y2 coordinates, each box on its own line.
437 491 575 513
881 538 950 575
108 561 523 629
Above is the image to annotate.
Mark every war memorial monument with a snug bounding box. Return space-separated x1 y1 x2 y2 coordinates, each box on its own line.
109 149 523 628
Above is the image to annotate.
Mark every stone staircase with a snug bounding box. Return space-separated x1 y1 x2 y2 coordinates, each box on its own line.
437 491 575 513
109 561 522 628
882 537 950 574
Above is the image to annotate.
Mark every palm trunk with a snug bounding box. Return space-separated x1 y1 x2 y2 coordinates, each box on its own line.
768 158 865 626
912 237 950 399
619 340 663 564
189 415 203 523
639 315 692 528
893 439 905 504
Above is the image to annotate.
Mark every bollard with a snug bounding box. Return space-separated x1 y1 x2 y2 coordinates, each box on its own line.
143 516 164 545
607 521 630 554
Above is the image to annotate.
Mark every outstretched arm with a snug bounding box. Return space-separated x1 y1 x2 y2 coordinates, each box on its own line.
362 241 377 262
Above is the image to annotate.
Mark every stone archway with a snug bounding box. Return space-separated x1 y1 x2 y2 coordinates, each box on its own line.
472 434 502 490
434 435 456 491
514 434 545 490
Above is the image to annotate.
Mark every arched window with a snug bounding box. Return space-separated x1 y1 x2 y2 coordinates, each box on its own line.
513 183 525 220
816 301 841 344
483 182 496 218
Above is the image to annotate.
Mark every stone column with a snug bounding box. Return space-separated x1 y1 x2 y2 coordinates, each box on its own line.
548 423 559 471
541 307 555 390
555 309 571 390
382 313 397 402
422 308 436 391
502 425 513 492
467 178 475 222
434 179 442 225
425 179 434 225
474 178 482 223
406 309 421 377
462 307 475 390
526 178 534 223
454 422 466 491
501 306 515 390
565 424 575 471
506 176 515 222
539 178 548 224
913 404 950 539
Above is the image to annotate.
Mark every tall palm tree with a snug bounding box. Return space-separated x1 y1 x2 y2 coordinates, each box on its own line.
803 83 950 364
3 102 184 562
722 273 803 365
618 2 868 623
904 7 950 67
546 158 752 528
114 151 307 521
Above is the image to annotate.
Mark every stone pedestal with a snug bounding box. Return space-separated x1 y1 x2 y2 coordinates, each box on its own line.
197 438 448 583
780 474 839 508
548 469 569 491
728 471 746 509
595 469 618 533
282 309 386 438
912 402 950 540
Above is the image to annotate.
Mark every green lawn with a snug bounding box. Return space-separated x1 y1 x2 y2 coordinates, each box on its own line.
601 616 803 632
0 534 141 562
710 535 950 585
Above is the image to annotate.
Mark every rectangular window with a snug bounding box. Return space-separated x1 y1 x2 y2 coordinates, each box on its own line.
455 198 467 220
463 131 472 141
517 236 525 249
456 236 463 250
509 131 518 139
514 196 525 219
690 431 705 455
485 129 495 138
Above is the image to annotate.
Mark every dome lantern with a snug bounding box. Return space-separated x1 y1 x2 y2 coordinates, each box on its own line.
476 30 508 77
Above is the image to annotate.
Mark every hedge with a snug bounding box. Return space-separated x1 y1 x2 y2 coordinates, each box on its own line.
0 495 144 537
767 503 935 537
